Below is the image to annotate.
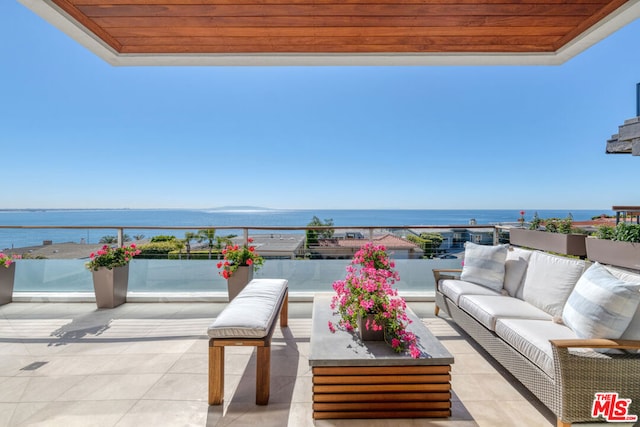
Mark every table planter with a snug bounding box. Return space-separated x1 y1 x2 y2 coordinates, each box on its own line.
356 313 385 341
0 263 16 306
586 237 640 270
509 228 587 257
92 264 129 308
227 265 253 301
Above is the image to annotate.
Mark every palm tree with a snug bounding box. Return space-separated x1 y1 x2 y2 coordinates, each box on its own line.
197 229 217 260
183 231 198 260
214 235 235 259
99 235 118 244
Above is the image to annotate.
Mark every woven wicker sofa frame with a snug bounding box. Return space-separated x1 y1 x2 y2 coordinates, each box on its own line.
433 269 640 427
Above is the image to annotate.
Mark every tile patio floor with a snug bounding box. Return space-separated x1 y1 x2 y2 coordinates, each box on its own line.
0 300 562 426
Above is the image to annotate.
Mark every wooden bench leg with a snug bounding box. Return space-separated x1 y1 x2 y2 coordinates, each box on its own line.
256 346 271 405
209 344 224 405
280 291 288 327
557 419 571 427
434 304 440 316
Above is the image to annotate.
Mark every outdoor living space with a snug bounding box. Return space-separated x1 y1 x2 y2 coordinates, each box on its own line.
0 299 563 427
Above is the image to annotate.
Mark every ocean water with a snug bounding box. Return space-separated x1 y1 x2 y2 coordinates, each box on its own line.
0 208 611 250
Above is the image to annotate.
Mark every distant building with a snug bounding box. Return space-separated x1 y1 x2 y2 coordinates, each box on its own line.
407 227 494 252
310 233 423 259
230 234 306 259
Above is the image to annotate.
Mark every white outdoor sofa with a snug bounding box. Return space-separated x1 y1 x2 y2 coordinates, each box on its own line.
433 243 640 427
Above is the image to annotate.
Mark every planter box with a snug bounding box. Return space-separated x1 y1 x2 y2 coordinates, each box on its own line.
509 228 587 257
92 264 129 309
586 237 640 270
227 265 253 302
0 263 16 306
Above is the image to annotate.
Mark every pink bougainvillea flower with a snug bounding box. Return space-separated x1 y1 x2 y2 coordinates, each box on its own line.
328 321 336 333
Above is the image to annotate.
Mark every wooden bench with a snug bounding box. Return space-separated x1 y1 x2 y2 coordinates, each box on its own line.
207 278 288 405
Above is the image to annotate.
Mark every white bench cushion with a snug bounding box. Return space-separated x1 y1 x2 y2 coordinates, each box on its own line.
208 279 288 339
459 294 551 331
440 279 501 305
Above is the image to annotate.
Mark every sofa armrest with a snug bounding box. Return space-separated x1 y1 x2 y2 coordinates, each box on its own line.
432 268 462 285
550 338 640 351
550 339 640 424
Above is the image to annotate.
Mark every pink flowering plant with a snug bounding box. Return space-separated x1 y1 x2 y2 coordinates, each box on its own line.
329 242 420 358
85 244 141 271
217 238 264 279
0 252 21 268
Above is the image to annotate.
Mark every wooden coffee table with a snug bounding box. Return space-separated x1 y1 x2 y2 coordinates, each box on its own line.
309 295 454 419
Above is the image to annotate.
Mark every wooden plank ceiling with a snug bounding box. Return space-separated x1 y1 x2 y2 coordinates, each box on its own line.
49 0 630 55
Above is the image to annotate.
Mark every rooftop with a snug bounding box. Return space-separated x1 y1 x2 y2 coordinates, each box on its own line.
0 299 562 426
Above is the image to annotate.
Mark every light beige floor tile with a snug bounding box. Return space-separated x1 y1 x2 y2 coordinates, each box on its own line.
450 373 524 402
0 377 29 403
19 375 85 402
0 356 42 376
12 399 137 427
0 403 17 427
120 338 198 354
450 352 500 374
97 353 182 375
185 337 209 354
143 373 207 401
6 401 50 426
217 402 292 427
463 400 553 427
168 352 208 375
0 342 31 356
115 399 209 427
56 374 163 401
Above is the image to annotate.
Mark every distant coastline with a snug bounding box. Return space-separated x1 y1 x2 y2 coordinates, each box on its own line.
0 208 614 251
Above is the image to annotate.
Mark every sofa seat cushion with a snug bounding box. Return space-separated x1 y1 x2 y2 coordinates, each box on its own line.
460 242 509 292
521 251 586 318
459 295 552 331
495 318 585 378
439 279 501 305
563 262 640 340
207 279 288 339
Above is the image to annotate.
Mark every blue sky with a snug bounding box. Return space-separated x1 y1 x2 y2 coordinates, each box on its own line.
2 2 639 210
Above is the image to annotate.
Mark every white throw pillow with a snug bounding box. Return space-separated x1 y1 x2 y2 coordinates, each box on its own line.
503 247 532 297
562 263 640 339
460 242 508 292
521 251 586 318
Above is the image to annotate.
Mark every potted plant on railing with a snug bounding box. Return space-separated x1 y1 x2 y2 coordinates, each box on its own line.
509 212 588 257
328 242 420 358
86 244 141 308
586 222 640 270
217 238 264 301
0 253 21 305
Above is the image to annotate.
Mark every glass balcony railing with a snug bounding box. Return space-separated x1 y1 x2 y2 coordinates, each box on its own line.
1 225 496 297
